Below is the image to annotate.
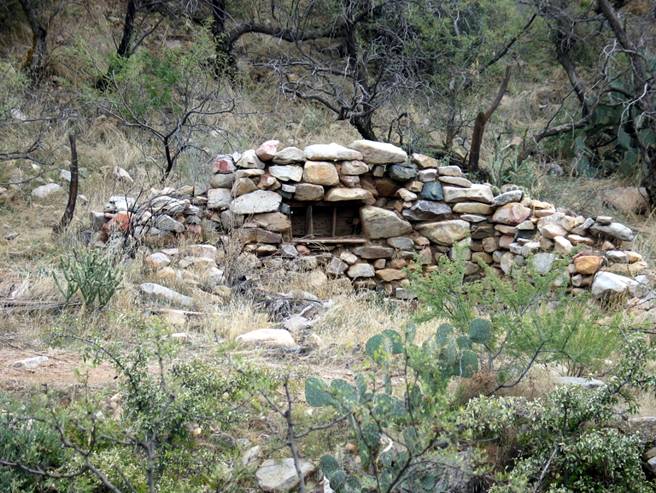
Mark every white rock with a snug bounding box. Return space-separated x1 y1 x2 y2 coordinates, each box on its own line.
113 166 134 183
184 244 218 259
236 149 265 169
236 329 297 348
207 188 232 210
155 215 185 233
255 458 315 492
269 165 303 182
347 263 375 278
230 190 282 214
12 356 49 369
348 140 407 164
242 445 262 466
283 315 311 332
591 271 638 298
531 253 555 274
31 183 63 200
443 184 493 204
59 169 71 182
145 252 171 270
273 147 305 164
140 283 193 307
304 143 362 161
554 376 604 389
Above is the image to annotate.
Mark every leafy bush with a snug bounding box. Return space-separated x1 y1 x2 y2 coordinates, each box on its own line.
0 321 272 492
410 250 622 389
304 252 634 492
53 248 122 309
305 320 491 492
462 338 656 492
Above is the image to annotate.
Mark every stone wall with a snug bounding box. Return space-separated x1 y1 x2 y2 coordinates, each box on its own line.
93 139 649 299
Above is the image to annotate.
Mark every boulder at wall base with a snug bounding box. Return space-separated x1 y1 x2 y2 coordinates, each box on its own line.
255 458 315 492
589 222 635 242
352 245 394 259
229 190 282 214
360 206 413 239
415 220 470 246
347 263 375 278
349 140 407 164
591 271 639 298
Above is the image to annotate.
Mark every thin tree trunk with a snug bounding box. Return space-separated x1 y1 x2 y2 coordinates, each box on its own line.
55 134 79 234
468 67 511 174
96 0 137 90
162 137 174 181
597 0 656 208
19 0 48 84
210 0 237 76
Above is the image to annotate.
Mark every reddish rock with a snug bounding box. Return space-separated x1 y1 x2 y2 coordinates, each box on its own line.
255 140 280 161
212 155 235 174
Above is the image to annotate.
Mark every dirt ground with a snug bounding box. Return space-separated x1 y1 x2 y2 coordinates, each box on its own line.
0 346 116 392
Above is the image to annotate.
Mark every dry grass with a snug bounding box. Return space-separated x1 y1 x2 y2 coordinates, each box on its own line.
205 297 271 340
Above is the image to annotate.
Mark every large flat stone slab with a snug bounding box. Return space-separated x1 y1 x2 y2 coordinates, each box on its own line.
304 143 362 161
349 140 407 164
230 190 282 214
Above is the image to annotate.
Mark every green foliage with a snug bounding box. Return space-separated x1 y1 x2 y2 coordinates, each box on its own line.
0 321 272 492
0 61 27 119
410 248 622 384
53 248 122 309
304 249 634 492
306 320 482 491
463 338 656 492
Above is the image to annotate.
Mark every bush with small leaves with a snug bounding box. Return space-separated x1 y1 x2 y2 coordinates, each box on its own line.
410 247 623 389
462 337 656 493
0 320 273 492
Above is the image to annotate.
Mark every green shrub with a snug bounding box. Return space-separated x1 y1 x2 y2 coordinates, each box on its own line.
0 321 273 492
53 248 122 309
410 250 622 388
304 251 632 492
462 338 656 492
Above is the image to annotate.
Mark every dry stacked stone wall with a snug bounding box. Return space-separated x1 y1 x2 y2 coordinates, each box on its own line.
93 139 649 299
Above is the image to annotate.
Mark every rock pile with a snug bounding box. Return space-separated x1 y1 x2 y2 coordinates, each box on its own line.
92 139 650 300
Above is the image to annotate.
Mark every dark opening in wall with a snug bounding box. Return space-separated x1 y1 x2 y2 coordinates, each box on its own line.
290 202 362 240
